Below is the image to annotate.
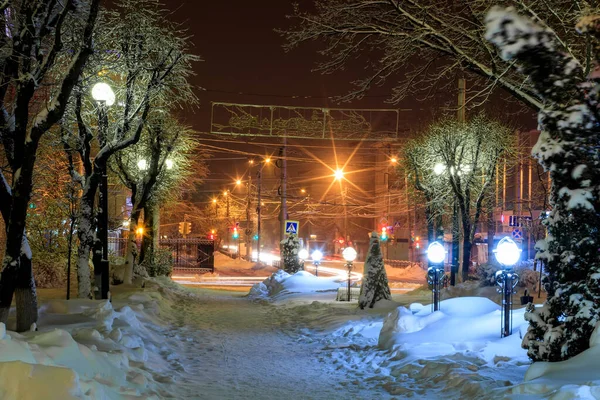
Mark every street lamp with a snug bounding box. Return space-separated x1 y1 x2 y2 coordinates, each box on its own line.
298 248 308 270
166 159 174 170
342 247 357 302
334 168 344 180
91 81 114 300
494 237 521 337
311 250 323 276
427 241 446 311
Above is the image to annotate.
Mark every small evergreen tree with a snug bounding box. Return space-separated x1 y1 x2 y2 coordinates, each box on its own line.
487 8 600 361
281 234 302 274
359 232 392 309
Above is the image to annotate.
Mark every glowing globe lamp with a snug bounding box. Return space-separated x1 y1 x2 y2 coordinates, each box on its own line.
342 247 357 263
91 82 115 106
298 248 308 261
311 250 323 262
427 241 446 264
494 237 521 268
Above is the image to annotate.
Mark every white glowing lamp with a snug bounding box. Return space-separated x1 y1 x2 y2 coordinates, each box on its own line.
298 248 308 261
137 159 148 171
91 82 115 106
311 250 323 262
434 163 446 175
342 247 357 262
166 159 174 170
494 237 521 268
427 241 446 264
334 169 344 180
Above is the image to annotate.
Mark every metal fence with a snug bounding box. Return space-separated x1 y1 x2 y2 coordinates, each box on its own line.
385 260 425 269
108 237 215 273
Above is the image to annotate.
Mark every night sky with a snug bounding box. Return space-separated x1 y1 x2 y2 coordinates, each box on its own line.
162 0 538 206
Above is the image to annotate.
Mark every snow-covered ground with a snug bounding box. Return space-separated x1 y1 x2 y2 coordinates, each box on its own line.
2 269 599 399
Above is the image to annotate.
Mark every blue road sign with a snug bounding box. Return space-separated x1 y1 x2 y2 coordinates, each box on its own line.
512 228 522 240
285 220 299 235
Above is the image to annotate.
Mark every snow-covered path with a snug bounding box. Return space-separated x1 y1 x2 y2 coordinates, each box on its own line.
157 290 386 399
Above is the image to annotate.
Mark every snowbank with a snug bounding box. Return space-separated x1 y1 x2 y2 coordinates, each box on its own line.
378 297 528 363
510 321 600 397
0 281 192 399
249 270 344 299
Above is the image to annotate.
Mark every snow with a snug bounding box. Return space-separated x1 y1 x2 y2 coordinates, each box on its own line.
3 270 600 399
558 186 595 210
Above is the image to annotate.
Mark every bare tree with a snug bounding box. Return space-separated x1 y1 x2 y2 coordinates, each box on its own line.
111 113 204 274
0 0 100 331
404 115 514 281
282 1 597 109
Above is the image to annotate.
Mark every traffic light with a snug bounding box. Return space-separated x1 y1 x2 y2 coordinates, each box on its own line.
338 238 345 245
381 226 388 241
232 227 239 239
178 222 184 234
185 222 192 235
415 236 421 250
253 234 259 241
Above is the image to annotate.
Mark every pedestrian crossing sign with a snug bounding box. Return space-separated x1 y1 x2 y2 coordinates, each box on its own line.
285 220 299 235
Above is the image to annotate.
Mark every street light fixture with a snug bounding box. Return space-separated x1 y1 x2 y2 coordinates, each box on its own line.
298 248 308 270
342 247 357 302
494 237 521 337
91 81 114 301
311 250 323 276
427 241 446 311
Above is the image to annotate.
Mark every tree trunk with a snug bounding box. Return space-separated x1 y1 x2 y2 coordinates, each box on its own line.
123 208 142 284
75 178 99 299
0 148 40 330
140 203 159 266
425 204 435 243
462 216 473 282
15 243 37 332
487 204 495 264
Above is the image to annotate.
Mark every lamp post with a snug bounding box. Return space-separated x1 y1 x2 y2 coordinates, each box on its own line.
434 162 460 286
427 241 446 311
91 82 114 300
298 248 308 270
494 237 521 337
342 246 357 302
311 250 323 277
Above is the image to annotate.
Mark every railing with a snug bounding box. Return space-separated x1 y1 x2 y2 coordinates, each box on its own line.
385 260 425 269
108 237 216 272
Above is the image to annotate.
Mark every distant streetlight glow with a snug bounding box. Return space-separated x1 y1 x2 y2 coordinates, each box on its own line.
434 163 446 175
223 190 228 196
137 159 148 171
298 248 308 261
390 157 398 164
265 157 271 163
334 169 344 180
166 159 174 170
91 82 115 106
236 179 242 185
249 159 255 165
212 198 217 204
311 250 323 262
301 188 306 194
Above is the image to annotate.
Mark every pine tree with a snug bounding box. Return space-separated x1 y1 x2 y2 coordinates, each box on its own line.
359 232 392 309
486 9 600 361
281 234 302 274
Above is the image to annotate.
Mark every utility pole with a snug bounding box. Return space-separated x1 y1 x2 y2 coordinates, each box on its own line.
452 78 466 285
225 190 230 250
246 175 252 259
278 138 287 242
257 169 262 264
